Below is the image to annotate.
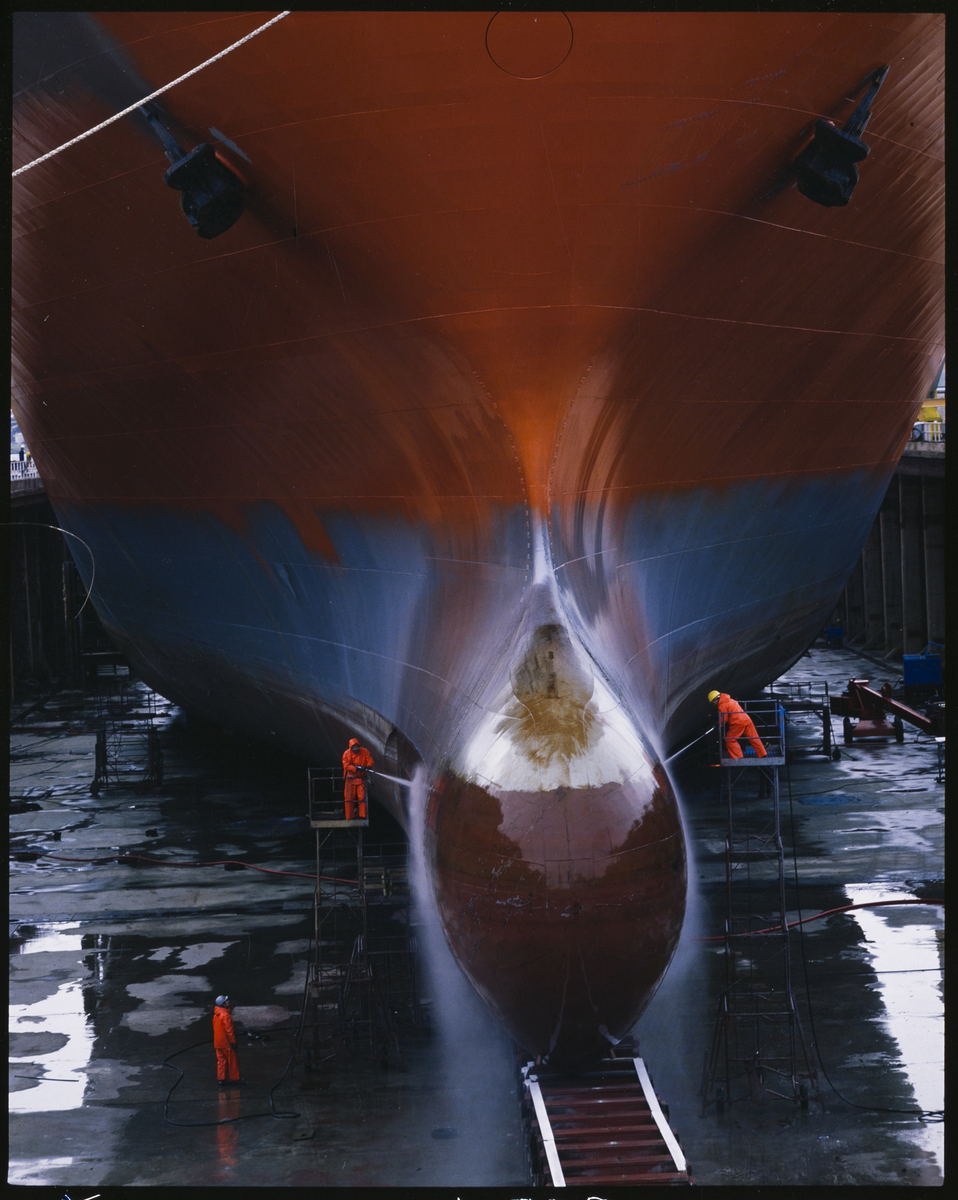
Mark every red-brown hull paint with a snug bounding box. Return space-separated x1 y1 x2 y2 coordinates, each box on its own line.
428 768 685 1064
12 12 943 1062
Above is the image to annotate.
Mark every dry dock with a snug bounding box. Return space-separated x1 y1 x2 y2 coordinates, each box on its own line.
9 645 944 1188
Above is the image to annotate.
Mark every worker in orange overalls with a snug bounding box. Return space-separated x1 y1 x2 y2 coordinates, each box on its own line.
342 737 373 820
708 691 767 759
213 995 243 1086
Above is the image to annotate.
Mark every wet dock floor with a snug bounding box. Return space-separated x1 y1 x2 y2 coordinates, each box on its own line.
9 646 943 1187
9 704 525 1187
637 647 944 1186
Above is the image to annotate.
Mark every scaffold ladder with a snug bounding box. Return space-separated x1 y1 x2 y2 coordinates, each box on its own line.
701 699 822 1114
299 767 402 1071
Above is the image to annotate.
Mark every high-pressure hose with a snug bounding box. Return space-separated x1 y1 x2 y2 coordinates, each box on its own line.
160 879 324 1127
161 1037 300 1127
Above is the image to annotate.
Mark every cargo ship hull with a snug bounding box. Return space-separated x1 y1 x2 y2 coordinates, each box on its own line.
12 11 943 1061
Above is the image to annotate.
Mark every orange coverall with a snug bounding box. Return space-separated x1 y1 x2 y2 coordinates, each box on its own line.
716 694 767 758
342 743 373 819
213 1005 241 1082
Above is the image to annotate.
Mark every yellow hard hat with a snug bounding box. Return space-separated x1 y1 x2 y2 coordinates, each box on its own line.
707 690 721 704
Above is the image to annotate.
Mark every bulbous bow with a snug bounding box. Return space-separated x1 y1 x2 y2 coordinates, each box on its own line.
425 621 687 1067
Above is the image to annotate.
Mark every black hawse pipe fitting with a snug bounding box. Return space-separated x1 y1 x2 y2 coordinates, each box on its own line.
141 105 246 239
793 65 890 207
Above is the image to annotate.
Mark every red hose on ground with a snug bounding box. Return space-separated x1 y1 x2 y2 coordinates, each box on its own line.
27 852 351 883
699 897 944 940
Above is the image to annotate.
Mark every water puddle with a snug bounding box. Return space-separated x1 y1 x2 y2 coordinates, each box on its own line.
844 882 943 1169
856 811 939 854
9 922 95 1114
18 926 84 954
175 941 239 969
122 973 212 1035
7 1157 77 1184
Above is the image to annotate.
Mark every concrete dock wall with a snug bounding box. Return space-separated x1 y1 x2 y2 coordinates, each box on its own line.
8 488 111 703
839 443 945 665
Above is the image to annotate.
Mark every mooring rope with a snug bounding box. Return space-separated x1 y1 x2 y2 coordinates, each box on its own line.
2 521 96 616
12 10 291 178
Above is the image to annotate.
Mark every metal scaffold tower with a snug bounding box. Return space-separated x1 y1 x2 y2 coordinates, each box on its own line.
701 699 822 1114
765 679 841 762
88 658 163 796
300 768 407 1072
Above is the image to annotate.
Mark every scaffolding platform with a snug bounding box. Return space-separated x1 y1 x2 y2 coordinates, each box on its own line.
308 765 369 827
716 698 787 767
703 700 822 1115
764 681 841 761
88 663 163 796
298 768 419 1074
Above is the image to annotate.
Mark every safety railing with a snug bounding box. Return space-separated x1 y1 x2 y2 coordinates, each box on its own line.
10 457 40 480
764 680 838 761
910 421 945 442
717 699 786 766
766 679 830 706
308 765 369 827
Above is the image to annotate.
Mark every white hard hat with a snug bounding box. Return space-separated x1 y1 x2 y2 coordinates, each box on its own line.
215 995 229 1007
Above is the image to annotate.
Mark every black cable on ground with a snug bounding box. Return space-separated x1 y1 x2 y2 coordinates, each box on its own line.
266 1052 300 1119
162 1038 300 1127
32 842 343 1121
162 894 324 1128
784 760 943 1119
33 851 353 884
294 898 317 1047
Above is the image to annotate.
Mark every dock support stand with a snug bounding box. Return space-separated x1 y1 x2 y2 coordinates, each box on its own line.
88 659 162 796
702 701 822 1115
300 768 403 1072
921 476 945 648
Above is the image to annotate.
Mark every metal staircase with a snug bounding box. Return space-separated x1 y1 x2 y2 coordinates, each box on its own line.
522 1043 691 1186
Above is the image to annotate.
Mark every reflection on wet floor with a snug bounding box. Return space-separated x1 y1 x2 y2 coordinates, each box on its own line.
9 696 526 1187
8 647 945 1186
10 921 94 1115
639 644 944 1186
843 882 944 1167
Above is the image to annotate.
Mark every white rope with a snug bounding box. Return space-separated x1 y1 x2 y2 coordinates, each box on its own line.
3 522 96 617
12 10 291 178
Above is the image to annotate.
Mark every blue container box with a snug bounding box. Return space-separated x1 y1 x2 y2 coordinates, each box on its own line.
902 654 942 686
